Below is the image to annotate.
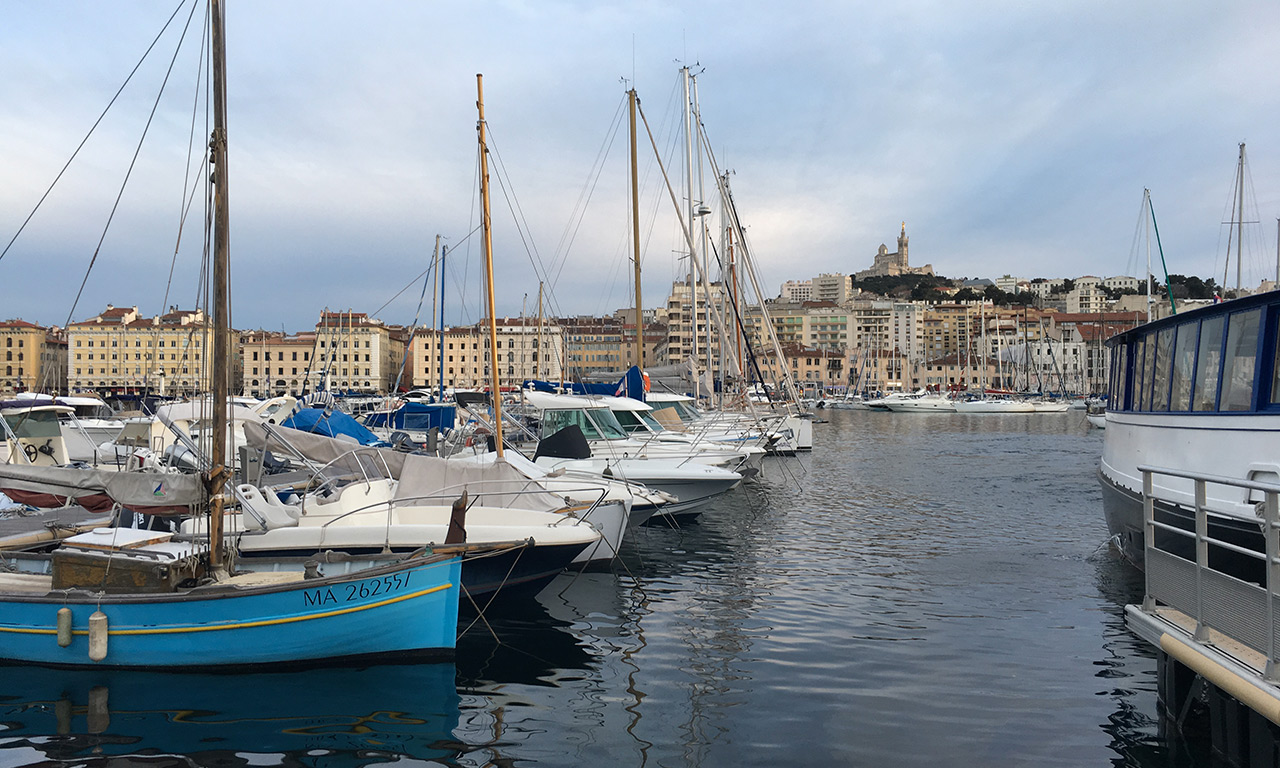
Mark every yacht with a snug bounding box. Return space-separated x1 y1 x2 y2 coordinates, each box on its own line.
883 393 956 412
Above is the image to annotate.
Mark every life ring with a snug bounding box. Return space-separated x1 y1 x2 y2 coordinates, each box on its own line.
642 371 650 392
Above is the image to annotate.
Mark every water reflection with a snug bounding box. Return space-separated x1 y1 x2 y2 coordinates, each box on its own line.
0 662 461 766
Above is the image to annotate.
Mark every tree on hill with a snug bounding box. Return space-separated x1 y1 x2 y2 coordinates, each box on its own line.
1165 274 1219 300
854 273 951 301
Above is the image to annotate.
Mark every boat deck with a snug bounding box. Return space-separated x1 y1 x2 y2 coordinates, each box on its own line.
0 505 103 546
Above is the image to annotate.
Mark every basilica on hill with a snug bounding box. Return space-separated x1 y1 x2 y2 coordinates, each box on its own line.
854 222 934 280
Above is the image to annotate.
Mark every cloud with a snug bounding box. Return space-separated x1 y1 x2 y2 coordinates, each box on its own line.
3 1 1280 332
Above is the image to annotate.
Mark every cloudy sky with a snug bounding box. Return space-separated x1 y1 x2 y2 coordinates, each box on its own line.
2 1 1279 332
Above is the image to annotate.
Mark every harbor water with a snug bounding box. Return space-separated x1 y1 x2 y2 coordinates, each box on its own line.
0 411 1213 766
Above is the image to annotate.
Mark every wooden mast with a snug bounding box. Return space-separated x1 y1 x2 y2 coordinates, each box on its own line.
629 89 644 371
207 0 230 568
476 74 504 457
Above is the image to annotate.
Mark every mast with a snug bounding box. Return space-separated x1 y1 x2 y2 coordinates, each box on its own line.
1236 143 1246 292
536 281 544 377
476 74 504 457
629 89 644 371
1144 188 1152 320
438 245 447 401
428 234 440 397
207 0 230 569
681 67 698 399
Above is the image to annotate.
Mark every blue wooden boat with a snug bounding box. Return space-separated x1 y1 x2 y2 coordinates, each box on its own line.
0 546 461 668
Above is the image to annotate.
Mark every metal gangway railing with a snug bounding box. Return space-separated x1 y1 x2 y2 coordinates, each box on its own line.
1139 464 1280 682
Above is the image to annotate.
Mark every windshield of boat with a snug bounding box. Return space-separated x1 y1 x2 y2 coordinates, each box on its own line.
669 401 700 421
3 410 63 439
540 407 629 441
612 408 664 435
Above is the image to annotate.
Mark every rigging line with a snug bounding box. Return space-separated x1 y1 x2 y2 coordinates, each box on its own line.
368 225 481 319
481 125 549 293
0 0 193 267
63 0 205 331
163 0 212 315
546 94 628 286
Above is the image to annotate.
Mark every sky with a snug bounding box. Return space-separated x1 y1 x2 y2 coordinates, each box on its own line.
3 1 1280 333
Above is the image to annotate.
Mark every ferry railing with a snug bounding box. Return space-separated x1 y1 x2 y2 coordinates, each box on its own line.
1139 464 1280 682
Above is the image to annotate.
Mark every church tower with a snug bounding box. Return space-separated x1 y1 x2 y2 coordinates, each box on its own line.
897 222 909 268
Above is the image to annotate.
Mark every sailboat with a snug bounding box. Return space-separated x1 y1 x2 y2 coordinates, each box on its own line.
0 0 464 668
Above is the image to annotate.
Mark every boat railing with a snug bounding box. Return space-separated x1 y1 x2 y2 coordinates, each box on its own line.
297 447 395 518
1138 464 1280 680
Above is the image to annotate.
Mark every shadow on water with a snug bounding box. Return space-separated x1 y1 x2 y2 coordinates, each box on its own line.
0 662 463 767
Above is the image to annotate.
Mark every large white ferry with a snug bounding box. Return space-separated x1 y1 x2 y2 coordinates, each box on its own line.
1099 290 1280 571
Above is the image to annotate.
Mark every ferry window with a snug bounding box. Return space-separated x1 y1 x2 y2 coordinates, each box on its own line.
1151 328 1174 411
1192 315 1224 411
1219 308 1262 411
1169 323 1197 411
1137 336 1154 410
1113 344 1128 410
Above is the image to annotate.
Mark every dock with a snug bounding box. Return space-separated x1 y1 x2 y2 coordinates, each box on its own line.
1126 466 1280 766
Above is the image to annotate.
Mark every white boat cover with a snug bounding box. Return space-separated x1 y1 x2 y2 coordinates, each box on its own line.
396 453 564 513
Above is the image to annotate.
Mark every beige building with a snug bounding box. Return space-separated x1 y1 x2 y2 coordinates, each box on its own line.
67 305 233 397
0 320 66 395
311 311 405 393
754 344 846 390
664 280 738 376
241 331 318 397
410 320 564 391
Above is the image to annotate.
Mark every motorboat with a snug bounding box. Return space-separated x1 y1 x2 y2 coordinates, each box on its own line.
952 397 1035 414
520 390 758 474
883 394 956 412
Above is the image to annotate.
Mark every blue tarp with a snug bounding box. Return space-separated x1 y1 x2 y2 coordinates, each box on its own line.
282 408 386 446
363 402 456 432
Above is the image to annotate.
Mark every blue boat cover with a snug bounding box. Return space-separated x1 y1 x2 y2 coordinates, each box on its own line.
282 408 386 446
363 402 456 432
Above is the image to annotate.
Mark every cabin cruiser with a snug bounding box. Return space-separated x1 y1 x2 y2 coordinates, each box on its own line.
515 394 743 520
1099 290 1280 571
645 391 811 454
520 390 759 474
596 394 771 466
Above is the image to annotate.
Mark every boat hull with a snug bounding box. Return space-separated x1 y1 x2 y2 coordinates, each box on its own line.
0 556 461 669
1099 468 1265 581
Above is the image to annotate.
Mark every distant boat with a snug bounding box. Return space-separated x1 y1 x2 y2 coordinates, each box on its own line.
883 393 955 412
953 397 1035 414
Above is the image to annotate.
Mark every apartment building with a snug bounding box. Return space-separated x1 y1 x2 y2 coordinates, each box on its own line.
67 306 233 396
410 320 563 390
311 311 404 393
241 331 318 397
0 320 66 395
